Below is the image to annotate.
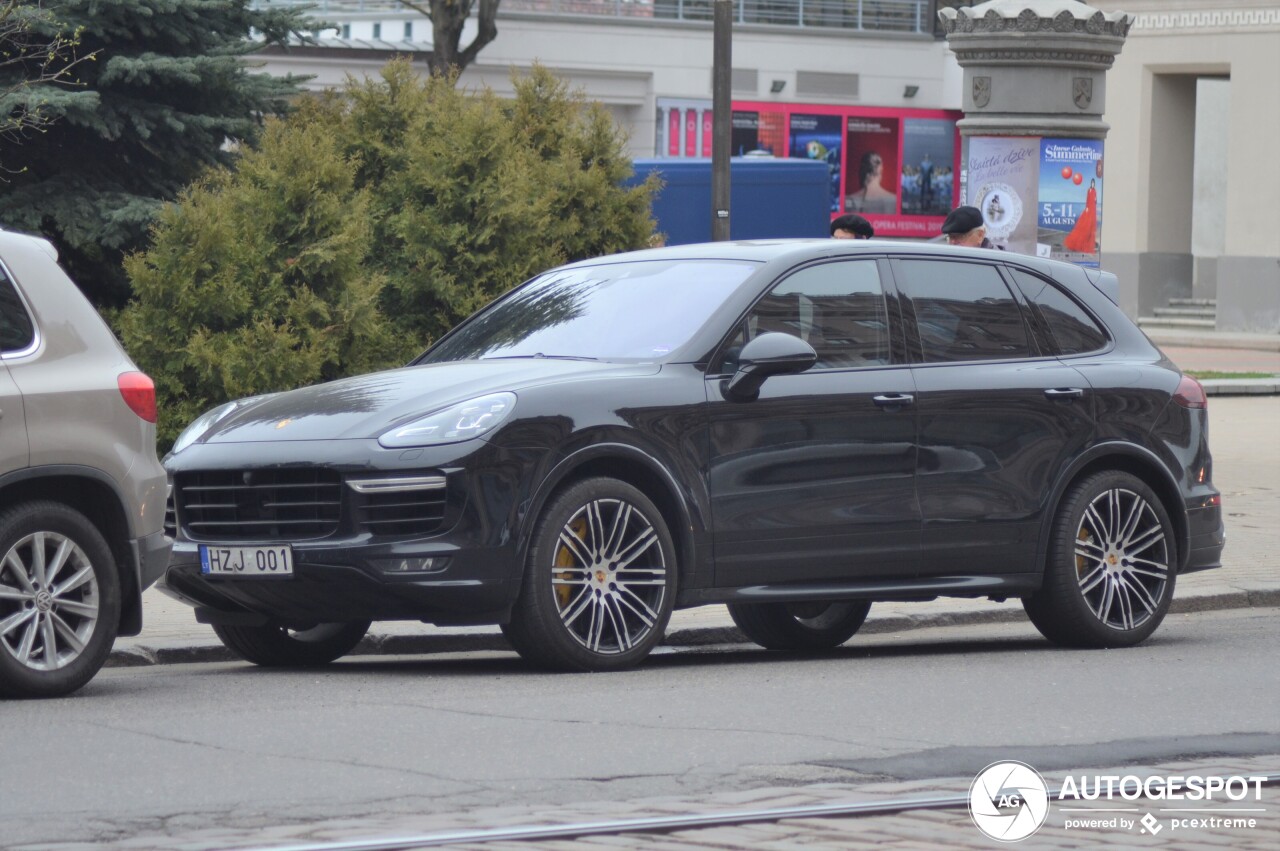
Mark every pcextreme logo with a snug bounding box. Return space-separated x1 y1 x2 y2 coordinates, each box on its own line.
969 761 1050 842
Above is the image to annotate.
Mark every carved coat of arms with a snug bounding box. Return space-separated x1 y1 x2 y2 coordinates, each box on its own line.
1073 77 1094 109
973 76 991 108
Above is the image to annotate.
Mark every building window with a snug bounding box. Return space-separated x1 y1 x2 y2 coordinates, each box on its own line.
341 24 350 39
405 21 413 41
373 22 382 40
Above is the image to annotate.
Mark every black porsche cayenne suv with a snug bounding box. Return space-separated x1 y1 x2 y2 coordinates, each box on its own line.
159 240 1224 671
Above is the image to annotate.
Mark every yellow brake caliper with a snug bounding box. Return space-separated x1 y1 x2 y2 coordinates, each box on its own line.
555 517 588 608
1076 528 1092 580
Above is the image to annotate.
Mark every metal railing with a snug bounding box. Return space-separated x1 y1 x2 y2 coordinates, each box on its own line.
252 0 933 34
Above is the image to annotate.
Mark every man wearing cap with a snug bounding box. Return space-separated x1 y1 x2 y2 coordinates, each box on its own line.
830 213 875 240
940 205 1002 249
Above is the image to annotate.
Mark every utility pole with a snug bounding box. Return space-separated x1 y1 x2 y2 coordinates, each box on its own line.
711 0 732 241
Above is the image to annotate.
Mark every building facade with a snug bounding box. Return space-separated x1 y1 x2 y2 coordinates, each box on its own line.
254 1 1280 332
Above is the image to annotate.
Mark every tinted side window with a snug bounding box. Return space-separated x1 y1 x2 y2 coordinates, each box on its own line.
1009 268 1108 355
0 272 36 353
747 260 889 369
896 259 1031 363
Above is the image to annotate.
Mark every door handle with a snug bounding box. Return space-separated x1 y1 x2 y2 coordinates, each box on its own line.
872 393 915 408
1044 388 1085 399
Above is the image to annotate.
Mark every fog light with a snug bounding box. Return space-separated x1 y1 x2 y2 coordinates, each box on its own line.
374 557 449 575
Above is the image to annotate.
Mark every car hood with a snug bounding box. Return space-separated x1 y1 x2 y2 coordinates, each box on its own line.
199 359 660 444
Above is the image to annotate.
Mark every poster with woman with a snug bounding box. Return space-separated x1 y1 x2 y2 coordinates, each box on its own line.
844 117 899 217
1038 139 1104 267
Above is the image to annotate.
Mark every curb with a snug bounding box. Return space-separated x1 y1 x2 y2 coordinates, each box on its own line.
1143 329 1280 352
1200 378 1280 396
104 587 1280 668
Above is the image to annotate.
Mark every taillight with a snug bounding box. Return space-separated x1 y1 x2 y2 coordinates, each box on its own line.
118 371 158 423
1173 374 1207 409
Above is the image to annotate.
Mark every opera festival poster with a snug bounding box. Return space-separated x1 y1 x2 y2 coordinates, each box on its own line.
1038 138 1104 267
844 117 900 219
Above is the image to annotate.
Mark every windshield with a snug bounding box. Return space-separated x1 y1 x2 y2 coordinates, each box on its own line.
420 259 758 364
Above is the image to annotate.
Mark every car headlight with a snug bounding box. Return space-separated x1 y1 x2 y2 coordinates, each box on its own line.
379 392 517 449
169 397 263 456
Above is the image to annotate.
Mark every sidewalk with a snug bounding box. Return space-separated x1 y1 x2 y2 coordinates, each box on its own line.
1156 333 1280 396
110 347 1280 668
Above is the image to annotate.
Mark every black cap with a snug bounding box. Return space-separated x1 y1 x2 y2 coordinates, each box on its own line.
830 213 874 238
940 205 985 235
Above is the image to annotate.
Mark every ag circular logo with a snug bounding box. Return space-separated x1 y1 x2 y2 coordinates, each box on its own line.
969 761 1050 842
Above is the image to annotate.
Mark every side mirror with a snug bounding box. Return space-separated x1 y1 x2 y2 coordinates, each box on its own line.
723 332 817 402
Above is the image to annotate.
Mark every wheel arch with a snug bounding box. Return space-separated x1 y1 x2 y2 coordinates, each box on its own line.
0 466 142 634
1038 443 1189 576
519 443 701 590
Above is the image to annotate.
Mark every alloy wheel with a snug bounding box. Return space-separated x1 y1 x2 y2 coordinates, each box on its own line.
1073 487 1169 631
551 497 667 655
0 531 100 672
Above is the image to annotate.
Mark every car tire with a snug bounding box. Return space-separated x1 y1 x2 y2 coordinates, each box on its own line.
1024 470 1176 648
505 477 677 672
727 600 872 651
0 501 121 699
212 621 371 667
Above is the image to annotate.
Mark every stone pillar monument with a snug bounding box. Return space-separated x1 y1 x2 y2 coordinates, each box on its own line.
938 1 1132 265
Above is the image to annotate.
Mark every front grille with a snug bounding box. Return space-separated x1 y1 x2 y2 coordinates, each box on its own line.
175 469 342 541
356 488 448 537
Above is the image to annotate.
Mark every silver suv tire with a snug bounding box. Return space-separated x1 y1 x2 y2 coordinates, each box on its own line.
0 501 122 699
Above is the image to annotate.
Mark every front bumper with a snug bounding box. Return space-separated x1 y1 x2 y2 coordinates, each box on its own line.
161 437 536 628
160 541 520 627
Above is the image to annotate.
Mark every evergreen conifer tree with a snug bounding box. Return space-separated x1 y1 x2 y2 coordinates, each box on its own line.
0 0 310 307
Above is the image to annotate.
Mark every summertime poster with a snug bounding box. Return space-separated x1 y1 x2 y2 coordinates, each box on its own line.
966 136 1039 254
1038 138 1104 267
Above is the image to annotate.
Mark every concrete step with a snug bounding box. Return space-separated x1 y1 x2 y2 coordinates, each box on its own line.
1138 316 1217 329
1169 298 1217 307
1154 306 1217 318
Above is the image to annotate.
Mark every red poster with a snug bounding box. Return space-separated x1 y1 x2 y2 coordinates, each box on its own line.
685 111 697 157
668 109 680 157
734 102 960 237
701 110 713 157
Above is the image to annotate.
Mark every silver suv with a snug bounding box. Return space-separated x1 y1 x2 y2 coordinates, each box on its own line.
0 230 170 698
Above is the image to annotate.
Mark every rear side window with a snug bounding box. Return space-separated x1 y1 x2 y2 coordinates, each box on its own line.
1009 268 1108 355
0 272 36 354
895 259 1031 363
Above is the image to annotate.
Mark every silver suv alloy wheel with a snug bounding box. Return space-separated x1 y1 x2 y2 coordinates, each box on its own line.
1 530 101 671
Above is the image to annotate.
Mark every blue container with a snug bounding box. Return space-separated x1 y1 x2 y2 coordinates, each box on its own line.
626 157 831 245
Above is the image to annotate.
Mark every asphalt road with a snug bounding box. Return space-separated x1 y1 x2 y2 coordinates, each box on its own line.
2 607 1277 848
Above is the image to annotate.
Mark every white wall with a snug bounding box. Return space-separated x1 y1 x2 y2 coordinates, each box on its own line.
262 13 962 158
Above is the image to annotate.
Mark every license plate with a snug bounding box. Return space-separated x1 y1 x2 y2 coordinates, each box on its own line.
200 545 294 577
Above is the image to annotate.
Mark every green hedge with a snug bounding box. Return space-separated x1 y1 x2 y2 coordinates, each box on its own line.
116 61 659 448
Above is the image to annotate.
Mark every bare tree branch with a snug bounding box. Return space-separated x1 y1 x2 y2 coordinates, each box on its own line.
395 0 501 76
0 1 98 147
